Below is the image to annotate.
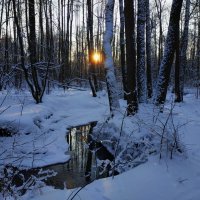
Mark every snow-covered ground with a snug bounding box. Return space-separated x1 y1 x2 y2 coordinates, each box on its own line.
0 88 200 200
0 89 109 168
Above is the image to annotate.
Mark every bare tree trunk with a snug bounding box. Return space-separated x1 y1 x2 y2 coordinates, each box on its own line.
155 0 164 67
28 0 42 103
191 20 197 73
112 14 117 63
174 24 181 102
39 0 44 61
4 0 11 74
176 0 190 102
124 0 138 114
82 0 86 78
137 0 146 102
58 0 61 64
152 14 158 75
12 0 36 97
146 0 153 99
49 0 54 62
0 0 4 39
87 0 98 96
119 0 127 100
154 0 183 105
69 2 73 73
197 0 200 93
12 0 47 103
103 0 120 115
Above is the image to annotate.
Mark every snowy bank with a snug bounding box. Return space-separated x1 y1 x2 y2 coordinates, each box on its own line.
0 89 109 168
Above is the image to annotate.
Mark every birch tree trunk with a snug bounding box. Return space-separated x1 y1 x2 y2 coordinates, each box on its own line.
154 0 183 105
103 0 120 115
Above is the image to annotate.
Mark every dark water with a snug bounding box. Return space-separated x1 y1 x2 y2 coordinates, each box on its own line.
1 122 115 193
44 122 114 189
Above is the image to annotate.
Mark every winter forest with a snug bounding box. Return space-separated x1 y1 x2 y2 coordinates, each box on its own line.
0 0 200 199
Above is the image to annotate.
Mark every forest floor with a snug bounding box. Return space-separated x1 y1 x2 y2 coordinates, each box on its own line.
0 88 200 200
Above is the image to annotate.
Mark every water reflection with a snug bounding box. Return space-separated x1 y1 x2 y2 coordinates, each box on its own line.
2 123 115 192
45 122 101 189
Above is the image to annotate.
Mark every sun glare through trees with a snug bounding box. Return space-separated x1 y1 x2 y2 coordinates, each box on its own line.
0 0 200 199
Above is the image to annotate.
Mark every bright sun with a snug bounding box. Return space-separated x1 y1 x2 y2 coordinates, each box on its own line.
92 52 101 63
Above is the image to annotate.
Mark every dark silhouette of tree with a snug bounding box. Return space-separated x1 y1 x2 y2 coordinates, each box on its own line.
28 0 43 103
137 0 146 102
175 0 190 102
124 0 138 114
119 0 127 100
146 0 153 99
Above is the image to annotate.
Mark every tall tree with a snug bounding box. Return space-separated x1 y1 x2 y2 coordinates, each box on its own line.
87 0 98 96
124 0 138 114
154 0 183 105
12 0 36 99
137 0 146 102
119 0 127 100
146 0 153 99
4 0 10 74
155 0 164 67
12 0 47 103
0 0 4 39
174 22 181 102
197 0 200 90
103 0 120 115
175 0 190 102
39 0 44 61
28 0 43 103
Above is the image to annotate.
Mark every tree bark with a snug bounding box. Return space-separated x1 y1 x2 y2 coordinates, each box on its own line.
146 0 153 99
174 24 181 102
137 0 146 102
155 0 164 67
154 0 183 105
0 0 4 39
87 0 98 96
28 0 42 103
12 0 36 98
196 0 200 90
103 0 120 115
119 0 127 100
124 0 138 114
176 0 190 102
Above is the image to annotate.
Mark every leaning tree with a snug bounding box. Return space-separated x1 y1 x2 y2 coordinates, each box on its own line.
154 0 184 105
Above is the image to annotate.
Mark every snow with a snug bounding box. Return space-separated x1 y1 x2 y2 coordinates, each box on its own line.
25 157 200 200
103 0 120 113
0 89 109 168
1 88 200 200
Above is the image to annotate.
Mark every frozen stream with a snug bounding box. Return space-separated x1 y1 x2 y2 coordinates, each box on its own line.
44 122 114 189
